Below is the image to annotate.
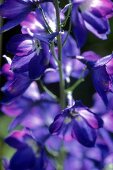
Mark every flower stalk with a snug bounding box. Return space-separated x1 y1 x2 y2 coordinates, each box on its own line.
54 0 66 109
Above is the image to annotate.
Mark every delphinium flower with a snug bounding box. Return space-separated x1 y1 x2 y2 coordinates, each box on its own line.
20 1 62 42
1 82 61 132
1 0 113 169
78 91 113 159
42 32 87 85
7 34 50 80
3 130 56 170
20 1 61 35
63 140 104 170
0 0 52 32
71 0 113 47
0 56 32 103
49 100 103 147
2 2 61 82
92 92 113 133
77 52 113 105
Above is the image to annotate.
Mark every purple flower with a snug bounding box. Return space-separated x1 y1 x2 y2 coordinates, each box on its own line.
77 52 113 105
0 0 52 32
63 135 111 170
5 130 30 149
33 148 56 170
3 130 36 170
9 146 36 170
20 2 62 44
71 0 113 47
49 100 103 147
92 92 113 132
21 2 57 35
1 63 32 103
1 82 61 131
4 130 56 170
7 34 50 79
42 32 87 84
64 155 97 170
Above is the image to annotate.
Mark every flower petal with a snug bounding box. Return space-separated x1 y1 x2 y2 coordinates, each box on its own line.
9 146 36 170
72 116 97 147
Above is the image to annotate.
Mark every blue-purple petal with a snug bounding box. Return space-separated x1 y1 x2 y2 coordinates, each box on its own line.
9 146 36 170
82 12 109 34
72 116 97 147
71 6 87 47
5 130 28 149
29 43 50 79
1 73 32 103
49 114 64 134
7 34 33 56
92 66 110 105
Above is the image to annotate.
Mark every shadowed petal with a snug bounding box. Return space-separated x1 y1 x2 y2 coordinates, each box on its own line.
72 116 97 147
9 146 36 170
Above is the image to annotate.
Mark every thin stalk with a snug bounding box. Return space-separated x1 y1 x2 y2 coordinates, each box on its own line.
62 18 71 47
65 78 84 93
40 80 59 102
62 0 72 46
65 66 87 93
54 0 65 109
61 1 72 27
50 42 59 64
38 5 53 33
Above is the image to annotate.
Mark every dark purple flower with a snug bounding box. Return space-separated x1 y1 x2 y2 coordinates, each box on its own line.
33 148 56 170
49 100 103 147
21 2 57 34
71 0 113 47
64 154 97 170
42 32 87 84
5 130 30 149
63 132 112 170
45 135 62 155
0 63 13 80
63 133 112 170
20 2 64 36
7 34 50 79
1 62 32 103
4 129 36 170
77 53 113 105
1 82 61 131
9 146 36 170
92 92 113 132
3 129 56 170
61 32 88 79
0 0 52 32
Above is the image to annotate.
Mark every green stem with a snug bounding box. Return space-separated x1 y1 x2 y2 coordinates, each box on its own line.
65 78 84 93
62 18 71 47
38 5 53 33
50 42 59 64
40 80 59 101
62 0 72 47
54 0 65 109
61 1 72 27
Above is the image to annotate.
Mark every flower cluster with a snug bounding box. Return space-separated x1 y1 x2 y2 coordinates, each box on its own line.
0 0 113 169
